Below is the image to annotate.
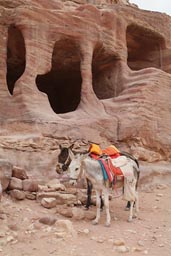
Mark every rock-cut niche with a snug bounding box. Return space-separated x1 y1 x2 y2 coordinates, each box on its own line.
6 24 26 95
92 43 122 99
126 24 165 71
36 38 82 114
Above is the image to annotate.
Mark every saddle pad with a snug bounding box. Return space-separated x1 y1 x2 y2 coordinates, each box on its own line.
106 158 123 176
112 156 128 167
102 145 120 156
112 156 134 178
89 144 102 155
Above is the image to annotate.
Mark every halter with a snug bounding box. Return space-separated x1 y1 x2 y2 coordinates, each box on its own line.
61 153 72 171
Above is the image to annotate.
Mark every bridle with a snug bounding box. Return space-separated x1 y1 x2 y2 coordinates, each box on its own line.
59 153 72 172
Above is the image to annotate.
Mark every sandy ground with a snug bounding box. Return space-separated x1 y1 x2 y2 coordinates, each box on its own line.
0 183 171 256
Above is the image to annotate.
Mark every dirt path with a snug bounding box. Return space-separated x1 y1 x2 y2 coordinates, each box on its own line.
0 184 171 256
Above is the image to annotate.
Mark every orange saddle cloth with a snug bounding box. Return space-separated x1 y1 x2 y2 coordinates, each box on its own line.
89 144 121 163
102 145 120 157
89 144 102 156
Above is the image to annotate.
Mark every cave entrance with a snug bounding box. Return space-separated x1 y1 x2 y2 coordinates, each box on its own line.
36 38 82 114
126 24 165 71
92 44 121 99
6 24 26 95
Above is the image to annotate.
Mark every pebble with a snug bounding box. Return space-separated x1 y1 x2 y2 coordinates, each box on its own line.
156 193 163 197
90 236 104 243
153 206 159 209
39 216 57 225
125 229 137 234
114 245 129 253
97 238 105 243
11 240 18 244
113 239 125 246
131 247 143 252
6 236 15 243
82 229 90 234
156 184 167 190
137 240 144 246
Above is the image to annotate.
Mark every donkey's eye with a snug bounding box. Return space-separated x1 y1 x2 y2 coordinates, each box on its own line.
75 168 79 171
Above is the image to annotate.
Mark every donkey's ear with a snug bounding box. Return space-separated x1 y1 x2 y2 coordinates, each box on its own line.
68 148 75 160
70 144 74 150
59 144 62 150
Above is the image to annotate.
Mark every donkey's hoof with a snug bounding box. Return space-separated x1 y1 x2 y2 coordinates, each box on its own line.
92 219 98 225
133 214 137 219
84 206 89 211
105 222 111 227
125 207 130 211
127 217 133 222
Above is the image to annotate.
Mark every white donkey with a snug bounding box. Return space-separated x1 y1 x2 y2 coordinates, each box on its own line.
68 153 139 226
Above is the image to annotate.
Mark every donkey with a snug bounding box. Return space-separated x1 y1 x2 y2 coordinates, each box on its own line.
57 144 139 210
68 153 139 226
57 144 104 209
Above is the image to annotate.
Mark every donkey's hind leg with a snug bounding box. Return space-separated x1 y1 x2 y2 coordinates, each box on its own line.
92 190 101 225
85 180 93 209
128 201 134 222
103 189 111 227
125 201 131 211
133 192 139 218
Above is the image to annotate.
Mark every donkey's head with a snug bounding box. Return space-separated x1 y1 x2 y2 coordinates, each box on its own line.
56 144 74 174
68 153 84 185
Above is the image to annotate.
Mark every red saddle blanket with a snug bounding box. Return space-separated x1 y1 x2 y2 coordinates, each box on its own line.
100 158 123 178
89 144 123 182
97 158 123 184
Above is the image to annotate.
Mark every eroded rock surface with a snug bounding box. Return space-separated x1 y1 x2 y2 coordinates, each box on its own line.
0 0 171 177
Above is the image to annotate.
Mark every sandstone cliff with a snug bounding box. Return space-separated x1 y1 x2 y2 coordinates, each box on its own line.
0 0 171 177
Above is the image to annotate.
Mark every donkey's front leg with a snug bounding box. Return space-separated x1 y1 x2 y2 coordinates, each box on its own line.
92 190 101 225
85 180 93 209
104 188 111 227
128 201 134 222
133 192 139 218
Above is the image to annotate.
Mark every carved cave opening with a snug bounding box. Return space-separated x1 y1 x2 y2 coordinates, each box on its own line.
6 24 26 95
36 39 82 114
126 24 165 71
92 44 121 99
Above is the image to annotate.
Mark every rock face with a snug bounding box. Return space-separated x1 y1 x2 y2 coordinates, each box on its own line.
0 0 171 176
0 159 13 190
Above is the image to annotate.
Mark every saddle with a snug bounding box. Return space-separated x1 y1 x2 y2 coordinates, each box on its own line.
99 157 123 181
89 144 120 159
89 144 124 185
89 143 137 185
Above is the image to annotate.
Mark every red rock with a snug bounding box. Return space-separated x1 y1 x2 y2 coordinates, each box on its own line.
0 0 171 180
12 166 28 180
22 179 38 192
